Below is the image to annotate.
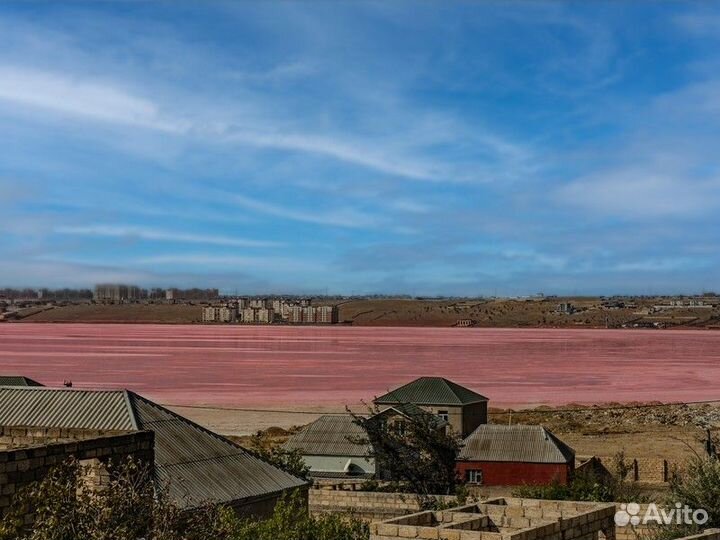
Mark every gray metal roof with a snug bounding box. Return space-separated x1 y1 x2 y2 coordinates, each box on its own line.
459 424 575 464
0 387 306 508
0 387 134 431
374 377 488 406
283 415 371 457
0 376 43 387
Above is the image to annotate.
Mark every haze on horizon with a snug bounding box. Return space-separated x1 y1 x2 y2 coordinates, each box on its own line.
1 1 719 297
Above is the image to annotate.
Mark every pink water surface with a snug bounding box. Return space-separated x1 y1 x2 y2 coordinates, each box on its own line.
1 323 719 408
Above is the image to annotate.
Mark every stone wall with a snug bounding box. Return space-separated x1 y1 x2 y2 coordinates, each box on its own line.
309 484 457 521
0 431 154 519
583 455 682 484
0 425 131 450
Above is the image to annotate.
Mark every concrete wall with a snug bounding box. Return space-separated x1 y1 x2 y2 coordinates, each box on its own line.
462 402 488 437
414 402 487 438
456 461 572 486
0 431 154 518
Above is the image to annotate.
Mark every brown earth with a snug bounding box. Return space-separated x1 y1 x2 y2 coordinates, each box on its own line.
170 402 714 463
17 297 720 328
19 303 202 323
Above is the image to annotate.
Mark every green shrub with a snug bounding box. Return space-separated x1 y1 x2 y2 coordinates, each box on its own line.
0 458 367 540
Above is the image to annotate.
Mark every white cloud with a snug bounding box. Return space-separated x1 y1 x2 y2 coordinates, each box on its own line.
55 225 282 248
556 169 720 218
0 66 186 132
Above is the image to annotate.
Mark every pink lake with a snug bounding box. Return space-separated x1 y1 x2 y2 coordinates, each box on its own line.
1 323 719 408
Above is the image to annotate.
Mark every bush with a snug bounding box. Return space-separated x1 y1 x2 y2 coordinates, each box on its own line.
0 458 368 540
512 453 649 503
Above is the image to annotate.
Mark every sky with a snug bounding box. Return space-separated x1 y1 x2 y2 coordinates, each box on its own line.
1 1 720 296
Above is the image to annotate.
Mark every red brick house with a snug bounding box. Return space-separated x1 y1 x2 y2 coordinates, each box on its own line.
457 424 575 486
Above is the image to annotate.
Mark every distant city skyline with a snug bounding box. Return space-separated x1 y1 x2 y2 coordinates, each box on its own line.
2 2 720 296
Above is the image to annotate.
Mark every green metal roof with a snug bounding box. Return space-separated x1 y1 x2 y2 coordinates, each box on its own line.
0 386 306 508
0 376 43 387
374 377 488 406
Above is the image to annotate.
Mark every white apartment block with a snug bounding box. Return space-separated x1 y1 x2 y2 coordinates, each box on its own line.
317 305 338 324
256 307 274 324
302 306 317 323
241 307 256 323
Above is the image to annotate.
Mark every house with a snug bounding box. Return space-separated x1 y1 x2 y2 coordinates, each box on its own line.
456 424 575 486
374 377 488 437
283 404 448 479
283 415 375 478
0 385 307 517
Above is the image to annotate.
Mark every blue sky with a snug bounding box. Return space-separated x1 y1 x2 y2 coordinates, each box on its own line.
1 2 720 296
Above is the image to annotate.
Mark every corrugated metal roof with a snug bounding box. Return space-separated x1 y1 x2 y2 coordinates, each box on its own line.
0 387 306 508
0 376 43 387
283 415 371 457
374 377 488 406
0 387 134 431
458 424 575 464
130 394 306 508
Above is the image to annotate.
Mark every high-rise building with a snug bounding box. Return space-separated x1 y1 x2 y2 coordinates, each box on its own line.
317 305 338 324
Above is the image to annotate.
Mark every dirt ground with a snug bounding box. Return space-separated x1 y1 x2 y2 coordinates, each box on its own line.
168 402 712 463
21 303 202 323
17 296 720 328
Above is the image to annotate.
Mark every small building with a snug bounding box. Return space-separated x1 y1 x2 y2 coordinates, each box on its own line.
374 377 488 438
284 404 447 479
0 385 307 517
457 424 575 486
284 415 375 478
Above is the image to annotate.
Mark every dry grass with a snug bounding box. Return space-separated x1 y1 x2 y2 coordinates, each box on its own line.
21 303 202 323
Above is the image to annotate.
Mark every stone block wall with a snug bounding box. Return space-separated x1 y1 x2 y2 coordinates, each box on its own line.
369 498 617 540
0 425 131 450
309 485 457 521
0 431 154 518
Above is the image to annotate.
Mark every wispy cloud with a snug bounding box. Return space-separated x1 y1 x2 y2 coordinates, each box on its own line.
228 193 379 228
55 225 282 248
135 254 323 273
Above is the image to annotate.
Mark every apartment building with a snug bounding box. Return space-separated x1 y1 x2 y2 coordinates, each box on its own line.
317 305 338 324
302 306 317 323
241 307 256 323
202 306 238 323
94 284 143 303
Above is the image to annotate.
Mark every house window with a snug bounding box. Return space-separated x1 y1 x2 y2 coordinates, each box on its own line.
466 469 483 484
437 410 449 422
393 420 407 436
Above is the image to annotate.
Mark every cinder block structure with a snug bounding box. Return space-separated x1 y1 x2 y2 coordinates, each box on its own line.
369 498 617 540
